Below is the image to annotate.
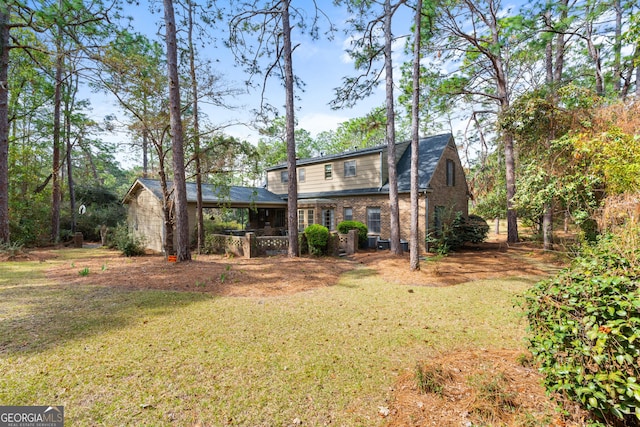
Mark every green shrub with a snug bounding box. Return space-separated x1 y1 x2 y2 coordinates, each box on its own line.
462 214 490 244
337 220 368 248
109 223 146 257
304 224 329 256
427 212 489 255
203 219 243 235
0 241 25 258
525 228 640 426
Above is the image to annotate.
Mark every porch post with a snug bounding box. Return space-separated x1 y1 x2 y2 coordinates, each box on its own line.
244 232 256 259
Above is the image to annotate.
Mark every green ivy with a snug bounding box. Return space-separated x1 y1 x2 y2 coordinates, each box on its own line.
525 231 640 425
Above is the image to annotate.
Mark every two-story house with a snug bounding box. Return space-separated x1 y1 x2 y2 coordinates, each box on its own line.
123 133 468 254
265 132 469 251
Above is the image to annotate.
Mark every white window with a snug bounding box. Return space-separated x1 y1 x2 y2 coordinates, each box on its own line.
281 171 288 183
367 207 381 234
344 160 356 177
324 164 332 179
298 209 315 231
343 207 353 221
298 168 305 183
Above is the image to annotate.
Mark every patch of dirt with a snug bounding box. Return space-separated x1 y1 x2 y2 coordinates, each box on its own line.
0 250 57 262
43 252 356 297
350 241 562 287
36 240 560 296
384 349 589 427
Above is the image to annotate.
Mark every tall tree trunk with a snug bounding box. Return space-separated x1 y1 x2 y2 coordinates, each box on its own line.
159 169 174 256
282 0 299 258
187 0 204 254
51 19 64 244
65 81 76 234
545 7 553 83
613 0 622 95
0 6 10 244
542 204 553 250
543 22 555 251
384 0 402 255
553 0 568 84
585 5 604 96
504 131 518 244
494 40 518 244
163 0 191 261
409 0 422 271
143 99 149 177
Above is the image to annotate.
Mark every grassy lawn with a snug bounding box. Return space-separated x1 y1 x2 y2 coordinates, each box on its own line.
0 250 541 426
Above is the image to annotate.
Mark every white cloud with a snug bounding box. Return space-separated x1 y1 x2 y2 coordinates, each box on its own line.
340 35 357 64
298 112 350 136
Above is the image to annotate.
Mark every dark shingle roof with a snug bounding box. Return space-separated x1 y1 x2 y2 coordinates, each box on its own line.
124 133 455 204
265 144 389 171
126 178 286 206
383 133 453 192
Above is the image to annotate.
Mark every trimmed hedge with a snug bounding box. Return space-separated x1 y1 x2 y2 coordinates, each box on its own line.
337 220 368 248
525 230 640 426
304 224 329 256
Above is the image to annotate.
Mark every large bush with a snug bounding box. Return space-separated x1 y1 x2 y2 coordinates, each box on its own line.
109 223 146 257
525 225 640 426
337 220 368 248
304 224 329 256
427 212 489 255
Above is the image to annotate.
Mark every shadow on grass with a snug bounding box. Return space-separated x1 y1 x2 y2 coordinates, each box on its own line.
0 283 210 356
336 267 379 288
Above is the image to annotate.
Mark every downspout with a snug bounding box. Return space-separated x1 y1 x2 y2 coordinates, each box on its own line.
379 151 383 190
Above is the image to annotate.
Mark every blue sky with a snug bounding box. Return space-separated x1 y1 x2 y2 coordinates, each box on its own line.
87 0 416 165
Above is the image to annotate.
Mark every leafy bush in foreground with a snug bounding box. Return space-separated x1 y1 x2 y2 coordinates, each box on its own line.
427 212 489 255
109 223 146 257
304 224 329 256
337 220 368 248
525 228 640 426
